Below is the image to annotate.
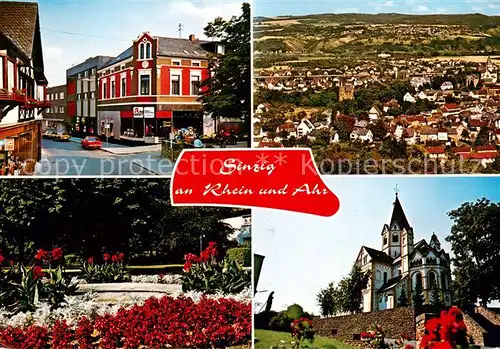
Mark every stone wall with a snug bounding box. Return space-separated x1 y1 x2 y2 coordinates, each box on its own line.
314 307 415 341
463 313 487 346
477 306 500 326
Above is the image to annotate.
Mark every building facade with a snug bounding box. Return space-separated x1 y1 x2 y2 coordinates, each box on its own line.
96 32 223 142
0 1 49 166
42 84 67 132
355 194 453 312
66 56 113 137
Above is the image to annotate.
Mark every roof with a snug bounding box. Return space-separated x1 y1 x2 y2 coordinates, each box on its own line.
476 145 497 152
158 37 209 58
462 152 498 160
0 1 38 58
67 56 115 77
430 233 440 244
452 146 472 154
426 146 446 154
390 195 411 230
363 246 394 265
99 47 133 70
377 275 403 293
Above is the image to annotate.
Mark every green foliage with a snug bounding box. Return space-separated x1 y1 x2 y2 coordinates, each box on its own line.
269 311 292 332
7 264 40 313
81 261 131 284
430 282 444 308
412 281 425 307
286 304 304 320
398 288 409 307
446 198 500 306
0 179 237 265
316 264 370 315
182 259 250 295
43 265 79 308
226 247 251 267
201 3 250 139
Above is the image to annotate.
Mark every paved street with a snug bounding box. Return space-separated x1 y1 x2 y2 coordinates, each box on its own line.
37 139 173 176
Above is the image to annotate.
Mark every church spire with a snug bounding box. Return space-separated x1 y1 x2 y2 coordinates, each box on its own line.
390 193 410 230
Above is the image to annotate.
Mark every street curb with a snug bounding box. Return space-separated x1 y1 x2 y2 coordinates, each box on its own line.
130 160 163 175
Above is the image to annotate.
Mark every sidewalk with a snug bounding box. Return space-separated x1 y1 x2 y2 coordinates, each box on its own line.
102 144 161 155
130 152 173 175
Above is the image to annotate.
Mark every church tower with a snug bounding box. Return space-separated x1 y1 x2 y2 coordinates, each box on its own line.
382 193 412 261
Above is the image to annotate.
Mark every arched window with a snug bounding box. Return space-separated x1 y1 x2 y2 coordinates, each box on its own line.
383 272 388 284
146 42 151 59
441 273 447 289
139 43 145 60
413 272 422 290
428 272 437 288
376 270 381 281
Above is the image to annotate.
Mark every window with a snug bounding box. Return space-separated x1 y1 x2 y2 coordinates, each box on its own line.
120 64 125 71
59 106 64 113
91 68 96 75
363 255 367 265
90 91 95 99
111 80 115 98
429 272 437 288
103 82 107 99
392 234 399 243
191 75 200 95
171 74 180 95
140 43 145 60
140 75 150 95
121 77 126 97
383 272 388 284
172 60 181 66
146 42 151 59
59 92 64 99
216 44 225 54
383 236 388 245
47 94 50 101
192 61 200 67
84 70 89 78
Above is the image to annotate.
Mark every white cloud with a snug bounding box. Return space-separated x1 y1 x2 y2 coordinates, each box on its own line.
488 3 500 8
435 7 448 13
415 5 429 12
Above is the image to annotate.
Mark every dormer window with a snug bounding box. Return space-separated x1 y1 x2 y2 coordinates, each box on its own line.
139 38 152 60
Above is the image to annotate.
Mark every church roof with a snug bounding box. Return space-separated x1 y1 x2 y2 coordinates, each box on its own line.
377 275 403 293
430 233 440 243
363 246 394 264
389 195 411 230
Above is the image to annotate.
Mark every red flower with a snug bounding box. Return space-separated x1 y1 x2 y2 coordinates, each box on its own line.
111 254 119 263
117 252 125 261
0 253 5 264
35 249 49 262
9 260 15 266
183 261 192 272
184 253 199 263
87 257 94 264
103 253 110 262
51 247 63 261
32 266 44 279
405 345 415 349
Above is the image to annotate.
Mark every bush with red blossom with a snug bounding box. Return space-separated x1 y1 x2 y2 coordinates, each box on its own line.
0 295 251 349
290 317 315 348
81 252 130 283
181 242 250 295
420 307 479 349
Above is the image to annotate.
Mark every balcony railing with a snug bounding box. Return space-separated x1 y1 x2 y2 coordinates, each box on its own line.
0 88 27 104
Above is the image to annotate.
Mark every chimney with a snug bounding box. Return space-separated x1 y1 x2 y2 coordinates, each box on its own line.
189 34 195 42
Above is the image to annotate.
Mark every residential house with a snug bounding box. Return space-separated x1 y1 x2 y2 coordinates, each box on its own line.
419 128 438 143
425 146 446 159
437 128 448 142
42 85 67 133
440 82 454 90
350 128 374 143
369 106 382 120
0 1 50 165
297 117 314 136
403 92 416 103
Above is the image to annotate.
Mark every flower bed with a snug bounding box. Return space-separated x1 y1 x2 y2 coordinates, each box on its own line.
0 289 251 348
130 274 182 284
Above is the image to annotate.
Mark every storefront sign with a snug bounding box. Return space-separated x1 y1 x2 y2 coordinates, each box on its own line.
5 138 15 151
133 107 144 118
163 121 172 127
144 107 155 119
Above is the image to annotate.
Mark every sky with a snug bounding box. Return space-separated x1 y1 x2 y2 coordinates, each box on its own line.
254 0 500 17
30 0 245 86
253 176 500 314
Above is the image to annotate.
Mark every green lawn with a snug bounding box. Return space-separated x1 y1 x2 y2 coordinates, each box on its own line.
254 330 357 349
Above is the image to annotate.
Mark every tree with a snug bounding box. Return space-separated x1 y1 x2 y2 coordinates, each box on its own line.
340 264 370 314
446 199 500 306
368 119 388 141
200 3 250 146
317 282 339 317
474 126 490 146
430 282 444 308
398 287 409 307
412 281 425 307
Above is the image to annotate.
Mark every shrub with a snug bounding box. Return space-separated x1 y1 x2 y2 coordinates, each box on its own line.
226 247 251 267
182 242 250 294
268 305 313 332
81 253 130 283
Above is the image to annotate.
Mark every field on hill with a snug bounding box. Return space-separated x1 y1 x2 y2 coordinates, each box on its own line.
254 13 500 67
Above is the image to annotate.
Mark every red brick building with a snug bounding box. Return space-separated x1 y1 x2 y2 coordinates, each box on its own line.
0 1 49 165
97 32 223 142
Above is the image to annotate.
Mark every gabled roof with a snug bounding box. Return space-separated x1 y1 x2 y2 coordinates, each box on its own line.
389 195 411 230
0 1 38 58
363 246 394 265
377 275 404 293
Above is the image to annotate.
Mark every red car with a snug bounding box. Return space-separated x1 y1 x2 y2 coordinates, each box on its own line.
81 136 102 150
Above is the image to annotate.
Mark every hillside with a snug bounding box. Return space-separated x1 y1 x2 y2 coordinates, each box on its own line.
254 13 500 67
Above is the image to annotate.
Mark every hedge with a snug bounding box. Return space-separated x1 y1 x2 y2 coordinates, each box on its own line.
226 247 251 267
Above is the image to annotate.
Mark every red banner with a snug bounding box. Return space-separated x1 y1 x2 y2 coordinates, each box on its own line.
170 149 340 217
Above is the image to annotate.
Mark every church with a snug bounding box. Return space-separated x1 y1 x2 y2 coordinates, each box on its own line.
354 193 453 312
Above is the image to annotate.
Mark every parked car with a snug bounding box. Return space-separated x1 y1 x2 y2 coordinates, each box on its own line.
42 130 58 139
81 136 102 150
56 133 71 142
